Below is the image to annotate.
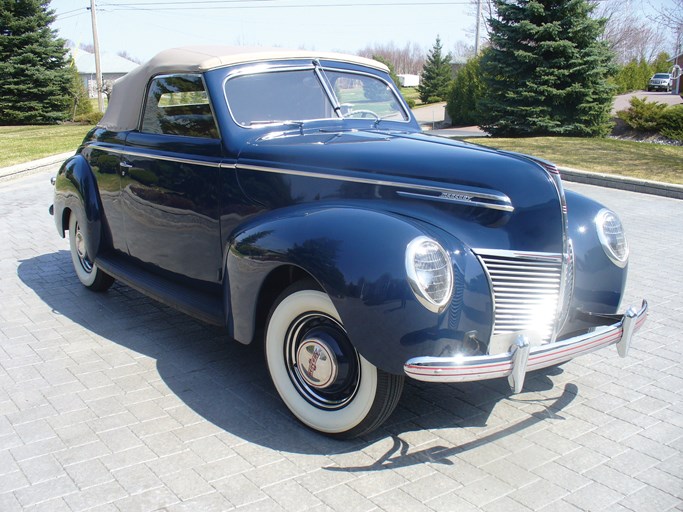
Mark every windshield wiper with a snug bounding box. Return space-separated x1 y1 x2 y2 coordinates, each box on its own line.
248 120 304 129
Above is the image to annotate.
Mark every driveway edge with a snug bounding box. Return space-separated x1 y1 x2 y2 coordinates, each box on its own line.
559 166 683 200
0 151 73 181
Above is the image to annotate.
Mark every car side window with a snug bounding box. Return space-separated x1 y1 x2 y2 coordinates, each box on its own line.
141 74 219 138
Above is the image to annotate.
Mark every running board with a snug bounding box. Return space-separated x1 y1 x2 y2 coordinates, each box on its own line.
95 253 225 327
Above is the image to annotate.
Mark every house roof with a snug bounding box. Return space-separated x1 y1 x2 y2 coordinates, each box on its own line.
99 46 387 131
72 49 139 75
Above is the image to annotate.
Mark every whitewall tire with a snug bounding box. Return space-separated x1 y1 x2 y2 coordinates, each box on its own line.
265 283 403 438
68 212 114 291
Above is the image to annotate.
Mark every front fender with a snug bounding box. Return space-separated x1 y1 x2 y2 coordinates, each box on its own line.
564 190 628 330
226 205 493 374
53 154 103 260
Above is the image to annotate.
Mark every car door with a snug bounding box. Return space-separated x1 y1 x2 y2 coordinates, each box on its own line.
121 73 224 284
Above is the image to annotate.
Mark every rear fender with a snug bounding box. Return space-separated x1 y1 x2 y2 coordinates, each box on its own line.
53 155 103 259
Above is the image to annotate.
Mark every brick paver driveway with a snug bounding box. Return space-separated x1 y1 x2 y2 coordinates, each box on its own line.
0 167 681 511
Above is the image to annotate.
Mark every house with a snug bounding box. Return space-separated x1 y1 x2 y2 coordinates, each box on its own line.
72 50 139 98
450 55 467 76
670 51 683 68
397 74 420 87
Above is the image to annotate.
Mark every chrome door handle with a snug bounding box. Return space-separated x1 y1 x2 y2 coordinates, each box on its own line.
119 161 133 176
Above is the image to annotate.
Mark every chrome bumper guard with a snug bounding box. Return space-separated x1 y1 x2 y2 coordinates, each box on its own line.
404 300 648 393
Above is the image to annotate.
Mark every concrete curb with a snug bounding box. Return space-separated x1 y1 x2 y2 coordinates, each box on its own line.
559 166 683 200
1 151 681 200
0 151 73 180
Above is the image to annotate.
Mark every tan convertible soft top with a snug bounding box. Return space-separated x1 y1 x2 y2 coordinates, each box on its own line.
98 46 388 132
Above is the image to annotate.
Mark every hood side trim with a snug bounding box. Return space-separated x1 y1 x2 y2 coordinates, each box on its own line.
235 163 514 213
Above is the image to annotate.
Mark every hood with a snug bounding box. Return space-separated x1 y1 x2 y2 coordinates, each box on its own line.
235 128 565 253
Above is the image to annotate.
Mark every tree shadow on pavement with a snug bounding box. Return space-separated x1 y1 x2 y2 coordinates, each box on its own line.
18 250 577 461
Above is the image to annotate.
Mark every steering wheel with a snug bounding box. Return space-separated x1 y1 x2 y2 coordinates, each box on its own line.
345 109 380 121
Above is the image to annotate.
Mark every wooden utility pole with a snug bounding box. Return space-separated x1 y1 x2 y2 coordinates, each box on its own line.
89 0 105 112
474 0 482 55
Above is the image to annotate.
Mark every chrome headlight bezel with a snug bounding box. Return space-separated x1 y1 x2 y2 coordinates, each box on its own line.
405 236 454 313
595 208 629 268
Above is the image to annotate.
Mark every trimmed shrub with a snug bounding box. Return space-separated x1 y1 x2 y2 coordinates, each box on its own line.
660 105 683 142
74 111 104 125
616 97 667 132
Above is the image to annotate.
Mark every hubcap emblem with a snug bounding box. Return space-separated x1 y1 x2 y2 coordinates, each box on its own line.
297 339 338 389
76 231 87 259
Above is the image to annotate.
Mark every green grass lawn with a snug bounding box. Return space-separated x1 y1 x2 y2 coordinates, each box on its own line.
0 124 92 168
400 87 421 106
462 136 683 185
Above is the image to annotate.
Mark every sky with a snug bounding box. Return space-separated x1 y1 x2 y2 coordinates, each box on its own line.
49 0 489 62
50 0 675 64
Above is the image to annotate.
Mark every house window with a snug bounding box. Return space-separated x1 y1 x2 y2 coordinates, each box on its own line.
141 74 219 138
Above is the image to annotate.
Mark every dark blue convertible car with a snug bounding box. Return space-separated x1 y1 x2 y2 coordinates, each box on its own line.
52 46 647 438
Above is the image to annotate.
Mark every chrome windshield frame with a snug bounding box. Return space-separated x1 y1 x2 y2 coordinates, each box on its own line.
221 61 411 129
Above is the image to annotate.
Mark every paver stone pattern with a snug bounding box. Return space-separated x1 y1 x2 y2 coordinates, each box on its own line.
0 168 681 511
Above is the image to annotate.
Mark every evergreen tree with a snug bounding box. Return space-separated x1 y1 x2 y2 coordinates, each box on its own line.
479 0 616 137
418 36 453 103
651 52 672 73
67 61 93 120
0 0 72 124
613 58 652 94
446 53 486 126
371 55 401 87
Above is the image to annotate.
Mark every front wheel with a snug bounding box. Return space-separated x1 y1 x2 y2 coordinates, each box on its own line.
68 213 114 291
265 283 403 438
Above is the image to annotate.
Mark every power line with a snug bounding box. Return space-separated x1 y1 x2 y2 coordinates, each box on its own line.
101 0 279 5
59 0 611 17
55 7 88 19
99 0 471 4
96 1 471 9
55 12 88 21
55 1 479 19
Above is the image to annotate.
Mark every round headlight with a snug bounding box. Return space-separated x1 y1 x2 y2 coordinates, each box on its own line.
405 236 454 313
596 209 628 267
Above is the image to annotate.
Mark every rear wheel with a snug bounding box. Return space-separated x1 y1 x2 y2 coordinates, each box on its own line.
265 283 403 438
68 213 114 291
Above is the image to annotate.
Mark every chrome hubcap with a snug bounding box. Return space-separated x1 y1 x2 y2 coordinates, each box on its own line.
74 222 93 273
286 312 360 410
296 338 338 389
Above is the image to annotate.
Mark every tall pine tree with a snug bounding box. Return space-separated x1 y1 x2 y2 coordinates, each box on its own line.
479 0 615 137
0 0 72 124
418 36 453 103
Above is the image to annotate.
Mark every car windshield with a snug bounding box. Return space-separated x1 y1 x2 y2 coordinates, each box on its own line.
653 73 670 79
224 67 408 127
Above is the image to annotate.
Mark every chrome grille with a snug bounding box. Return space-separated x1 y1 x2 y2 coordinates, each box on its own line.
476 250 564 343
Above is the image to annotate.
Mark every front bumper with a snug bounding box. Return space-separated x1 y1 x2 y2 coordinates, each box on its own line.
404 300 648 393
